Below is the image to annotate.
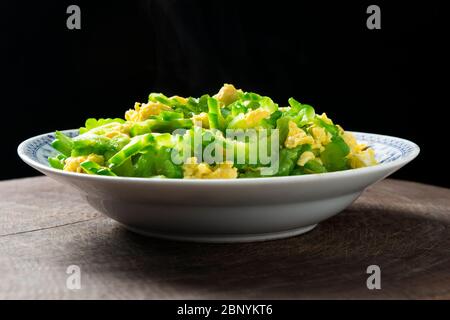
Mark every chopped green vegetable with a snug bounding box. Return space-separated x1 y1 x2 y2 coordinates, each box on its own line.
80 160 117 176
51 131 73 157
48 154 67 169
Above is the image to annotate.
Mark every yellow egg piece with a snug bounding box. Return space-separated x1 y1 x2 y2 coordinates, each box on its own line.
244 108 271 127
348 149 377 168
192 112 210 128
310 126 332 150
125 102 172 122
284 121 314 149
297 151 316 166
63 154 104 173
183 157 238 179
214 83 242 106
342 131 377 168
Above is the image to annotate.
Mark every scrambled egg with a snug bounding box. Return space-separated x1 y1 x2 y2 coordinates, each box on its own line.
214 84 242 106
285 120 333 152
192 112 210 128
170 95 188 105
310 126 332 151
342 132 377 168
105 130 129 139
63 154 104 173
317 112 333 125
244 108 271 127
297 151 316 166
285 119 377 170
183 157 238 179
125 102 172 122
102 123 131 138
284 121 314 149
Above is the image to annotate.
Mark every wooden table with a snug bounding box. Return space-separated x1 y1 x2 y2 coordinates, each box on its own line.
1 176 449 299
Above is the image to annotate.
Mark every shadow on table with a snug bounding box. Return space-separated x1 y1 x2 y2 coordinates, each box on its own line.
71 204 450 299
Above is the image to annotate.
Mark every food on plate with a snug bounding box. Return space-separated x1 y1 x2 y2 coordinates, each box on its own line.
49 84 377 179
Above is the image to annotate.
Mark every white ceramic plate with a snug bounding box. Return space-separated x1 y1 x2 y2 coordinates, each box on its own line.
18 129 419 243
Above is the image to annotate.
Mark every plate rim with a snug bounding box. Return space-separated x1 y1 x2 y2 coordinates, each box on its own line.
17 129 420 185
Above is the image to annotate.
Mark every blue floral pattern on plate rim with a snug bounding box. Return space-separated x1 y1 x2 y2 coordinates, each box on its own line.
18 129 419 168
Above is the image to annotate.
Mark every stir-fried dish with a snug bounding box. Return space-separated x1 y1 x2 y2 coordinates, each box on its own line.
49 84 377 179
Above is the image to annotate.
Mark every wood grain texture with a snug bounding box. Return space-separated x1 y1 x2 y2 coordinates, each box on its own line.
0 176 449 299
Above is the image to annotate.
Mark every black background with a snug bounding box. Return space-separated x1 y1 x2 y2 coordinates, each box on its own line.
1 0 448 187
